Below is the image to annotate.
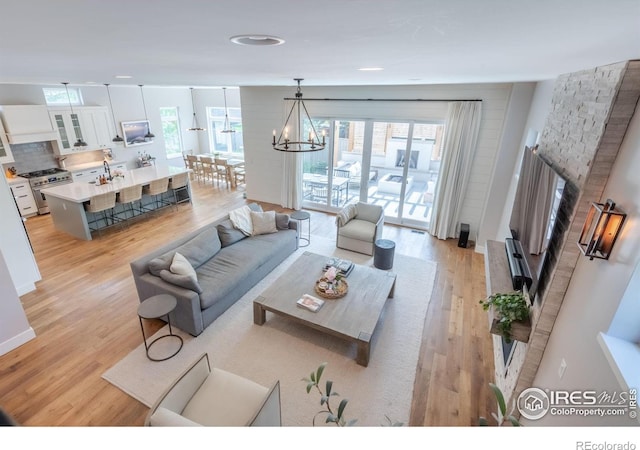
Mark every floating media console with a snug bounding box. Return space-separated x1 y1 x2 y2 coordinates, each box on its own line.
505 238 533 291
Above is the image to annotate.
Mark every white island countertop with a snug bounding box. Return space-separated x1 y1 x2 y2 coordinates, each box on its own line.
41 165 189 203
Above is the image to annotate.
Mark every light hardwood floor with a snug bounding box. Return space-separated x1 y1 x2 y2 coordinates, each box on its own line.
0 180 495 426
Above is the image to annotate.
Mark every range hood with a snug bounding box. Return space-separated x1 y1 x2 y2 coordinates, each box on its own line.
0 105 58 144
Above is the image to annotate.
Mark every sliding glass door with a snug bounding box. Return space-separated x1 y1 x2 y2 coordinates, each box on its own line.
303 118 443 230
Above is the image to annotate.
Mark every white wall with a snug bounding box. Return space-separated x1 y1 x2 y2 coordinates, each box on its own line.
240 83 525 238
523 104 640 426
0 170 37 355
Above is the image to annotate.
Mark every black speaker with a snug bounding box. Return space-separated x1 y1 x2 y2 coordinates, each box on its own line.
458 223 470 248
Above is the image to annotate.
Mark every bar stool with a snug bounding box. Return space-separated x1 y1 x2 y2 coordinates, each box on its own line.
168 172 191 209
85 191 119 236
142 177 170 213
116 184 143 225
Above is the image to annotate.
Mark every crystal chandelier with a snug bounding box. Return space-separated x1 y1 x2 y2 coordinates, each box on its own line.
272 79 325 152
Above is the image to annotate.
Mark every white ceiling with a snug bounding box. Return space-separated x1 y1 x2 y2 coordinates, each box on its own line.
1 0 639 88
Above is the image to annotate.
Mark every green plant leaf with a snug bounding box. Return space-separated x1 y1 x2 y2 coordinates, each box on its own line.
316 362 327 383
326 380 333 397
478 416 488 426
306 382 314 393
320 395 327 406
489 383 507 417
337 398 348 419
507 415 521 426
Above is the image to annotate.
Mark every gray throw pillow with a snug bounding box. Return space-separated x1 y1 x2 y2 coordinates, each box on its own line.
159 269 203 293
217 219 247 247
175 226 221 268
148 253 174 276
275 213 289 230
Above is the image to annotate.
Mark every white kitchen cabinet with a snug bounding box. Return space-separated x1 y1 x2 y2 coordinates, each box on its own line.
71 167 103 183
10 180 37 217
0 120 14 164
49 106 114 155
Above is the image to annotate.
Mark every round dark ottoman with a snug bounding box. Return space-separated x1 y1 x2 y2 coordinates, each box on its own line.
374 239 395 270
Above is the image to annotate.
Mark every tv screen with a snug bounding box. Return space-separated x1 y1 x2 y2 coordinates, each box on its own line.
122 120 153 147
508 146 568 298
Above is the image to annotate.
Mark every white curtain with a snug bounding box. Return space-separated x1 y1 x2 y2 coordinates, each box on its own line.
428 101 482 240
281 152 302 209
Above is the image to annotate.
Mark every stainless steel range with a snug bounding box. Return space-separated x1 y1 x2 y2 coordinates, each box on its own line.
18 168 73 214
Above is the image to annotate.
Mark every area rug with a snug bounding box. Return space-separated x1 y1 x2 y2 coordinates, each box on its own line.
102 235 437 426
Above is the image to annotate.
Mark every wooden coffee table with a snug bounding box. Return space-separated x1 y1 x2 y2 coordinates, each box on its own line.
253 251 396 366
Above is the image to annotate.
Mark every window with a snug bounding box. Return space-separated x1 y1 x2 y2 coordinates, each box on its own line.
159 107 183 159
207 107 244 155
43 87 83 106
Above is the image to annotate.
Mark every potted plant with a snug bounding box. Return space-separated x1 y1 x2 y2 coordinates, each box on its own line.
479 292 531 343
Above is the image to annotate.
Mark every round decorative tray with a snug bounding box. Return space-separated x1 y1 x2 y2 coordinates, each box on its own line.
314 277 348 299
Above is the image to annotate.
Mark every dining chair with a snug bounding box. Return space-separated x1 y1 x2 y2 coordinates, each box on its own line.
200 156 215 185
214 158 231 186
186 155 203 184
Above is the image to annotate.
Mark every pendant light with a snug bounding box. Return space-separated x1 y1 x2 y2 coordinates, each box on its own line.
104 84 124 142
221 87 235 134
187 87 205 131
272 79 324 152
138 84 155 139
62 82 88 148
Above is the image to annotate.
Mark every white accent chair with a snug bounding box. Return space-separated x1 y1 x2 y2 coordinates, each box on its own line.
335 201 384 256
145 353 281 427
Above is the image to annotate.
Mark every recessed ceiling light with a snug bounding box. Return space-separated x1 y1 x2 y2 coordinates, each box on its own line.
115 75 132 79
358 67 384 71
230 35 285 46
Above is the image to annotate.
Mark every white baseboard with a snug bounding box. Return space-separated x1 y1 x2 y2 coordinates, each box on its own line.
16 282 37 296
0 328 36 357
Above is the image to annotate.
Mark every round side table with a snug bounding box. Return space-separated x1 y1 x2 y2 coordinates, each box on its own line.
137 294 184 362
374 239 396 270
291 210 311 248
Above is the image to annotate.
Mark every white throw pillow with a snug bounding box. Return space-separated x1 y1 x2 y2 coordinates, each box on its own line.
229 205 254 236
251 211 277 235
170 252 197 279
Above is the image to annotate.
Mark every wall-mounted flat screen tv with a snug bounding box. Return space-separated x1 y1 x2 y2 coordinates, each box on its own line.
122 120 153 147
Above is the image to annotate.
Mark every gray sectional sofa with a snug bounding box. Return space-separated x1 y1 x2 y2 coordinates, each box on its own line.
130 204 298 336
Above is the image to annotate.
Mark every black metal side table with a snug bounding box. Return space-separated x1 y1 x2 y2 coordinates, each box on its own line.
291 210 311 247
137 294 184 362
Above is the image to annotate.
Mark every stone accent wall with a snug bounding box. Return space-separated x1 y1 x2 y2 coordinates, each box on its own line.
506 60 640 409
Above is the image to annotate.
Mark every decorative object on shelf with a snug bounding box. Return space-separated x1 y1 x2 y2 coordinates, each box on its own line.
137 151 155 168
186 87 205 131
479 291 531 343
221 87 235 134
138 85 155 139
272 79 325 152
315 266 348 299
61 82 88 148
104 83 124 143
577 198 626 260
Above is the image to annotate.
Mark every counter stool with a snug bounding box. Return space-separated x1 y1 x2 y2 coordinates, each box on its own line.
137 294 183 362
168 172 191 209
374 239 395 270
291 210 311 247
142 177 170 213
85 191 120 236
116 184 143 225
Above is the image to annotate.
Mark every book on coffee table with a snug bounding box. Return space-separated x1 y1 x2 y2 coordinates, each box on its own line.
296 294 325 312
324 257 354 277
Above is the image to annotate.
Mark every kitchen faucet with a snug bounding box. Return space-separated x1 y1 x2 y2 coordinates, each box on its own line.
103 160 112 181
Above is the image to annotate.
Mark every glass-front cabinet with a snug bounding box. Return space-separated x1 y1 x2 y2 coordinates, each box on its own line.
48 106 113 155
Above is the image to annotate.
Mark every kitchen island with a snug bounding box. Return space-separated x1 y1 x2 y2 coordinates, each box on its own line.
41 165 190 241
